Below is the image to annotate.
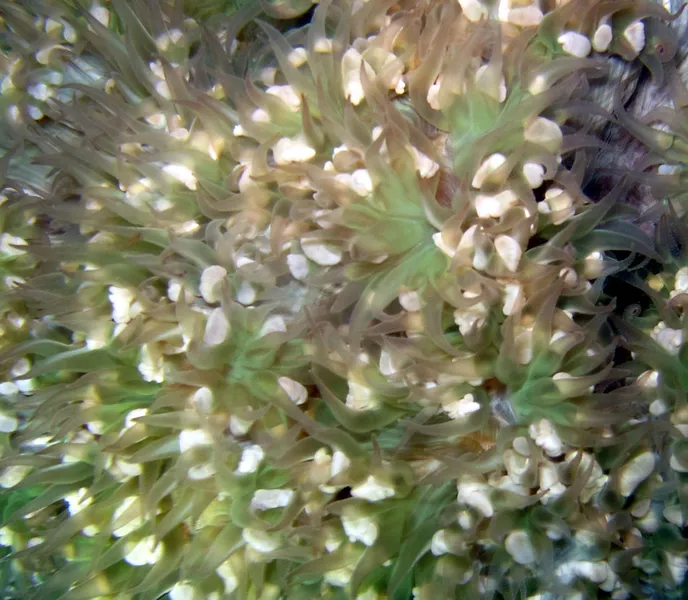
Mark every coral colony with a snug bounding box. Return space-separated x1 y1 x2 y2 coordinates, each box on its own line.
1 0 688 598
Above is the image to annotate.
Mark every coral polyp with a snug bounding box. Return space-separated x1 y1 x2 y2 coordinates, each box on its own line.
0 0 687 598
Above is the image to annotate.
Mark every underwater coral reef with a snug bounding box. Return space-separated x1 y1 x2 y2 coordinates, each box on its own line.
1 0 688 598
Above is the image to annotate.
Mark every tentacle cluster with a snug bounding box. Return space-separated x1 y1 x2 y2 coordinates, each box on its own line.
0 1 687 599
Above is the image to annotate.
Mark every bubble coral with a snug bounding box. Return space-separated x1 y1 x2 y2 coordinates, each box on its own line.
0 0 687 599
